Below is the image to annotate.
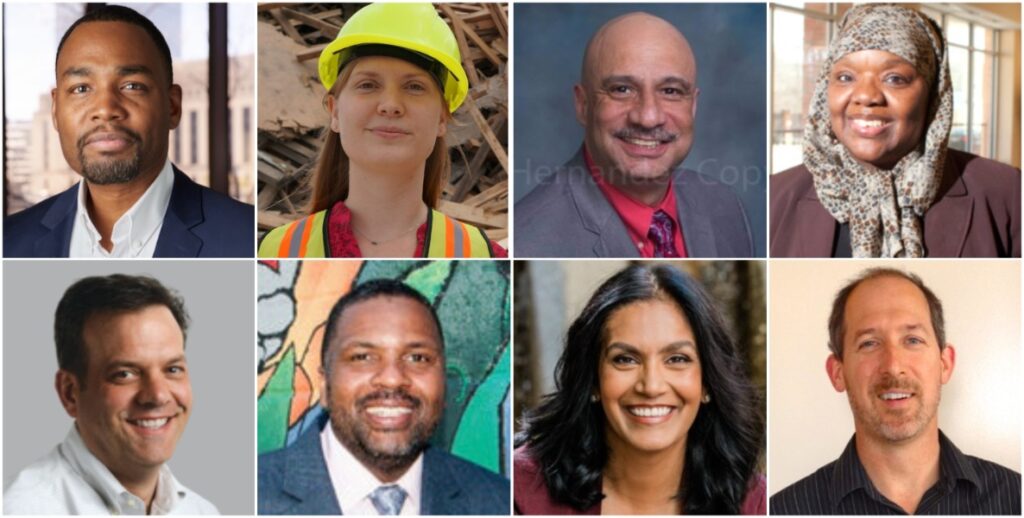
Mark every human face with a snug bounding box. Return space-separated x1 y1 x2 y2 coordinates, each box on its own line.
828 50 930 170
827 276 954 443
599 299 703 456
320 296 445 480
57 305 191 479
328 56 447 174
576 15 698 184
52 21 181 185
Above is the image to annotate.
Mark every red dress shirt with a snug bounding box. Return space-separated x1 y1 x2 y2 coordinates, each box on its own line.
583 148 687 258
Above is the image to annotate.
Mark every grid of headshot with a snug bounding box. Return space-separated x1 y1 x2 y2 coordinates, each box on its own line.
0 1 1020 517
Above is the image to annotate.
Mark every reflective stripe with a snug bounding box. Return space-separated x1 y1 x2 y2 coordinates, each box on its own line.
423 209 491 258
288 217 308 257
444 216 455 257
278 221 299 257
451 219 466 258
305 211 327 257
298 214 315 256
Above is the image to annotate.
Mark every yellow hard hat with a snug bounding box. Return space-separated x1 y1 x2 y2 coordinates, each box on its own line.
319 3 469 113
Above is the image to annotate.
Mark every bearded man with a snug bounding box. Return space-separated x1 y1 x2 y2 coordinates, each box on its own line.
257 279 509 515
4 5 251 258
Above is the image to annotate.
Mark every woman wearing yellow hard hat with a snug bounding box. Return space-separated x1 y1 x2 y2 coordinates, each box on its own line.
258 3 505 258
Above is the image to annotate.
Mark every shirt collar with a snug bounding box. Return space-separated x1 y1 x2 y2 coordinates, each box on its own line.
59 425 186 515
582 146 680 241
829 430 982 511
321 424 424 514
74 159 174 257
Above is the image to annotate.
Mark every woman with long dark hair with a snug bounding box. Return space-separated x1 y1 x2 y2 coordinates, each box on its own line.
515 264 765 514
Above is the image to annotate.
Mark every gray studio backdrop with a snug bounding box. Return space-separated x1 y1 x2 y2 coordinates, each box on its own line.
3 261 255 514
514 3 767 256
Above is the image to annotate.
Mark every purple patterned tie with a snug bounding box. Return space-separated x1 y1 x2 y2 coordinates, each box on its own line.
648 210 679 258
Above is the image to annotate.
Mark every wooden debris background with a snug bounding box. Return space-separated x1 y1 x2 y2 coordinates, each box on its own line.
256 3 509 244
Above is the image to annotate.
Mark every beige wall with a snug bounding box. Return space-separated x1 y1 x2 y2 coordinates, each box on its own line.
769 260 1021 495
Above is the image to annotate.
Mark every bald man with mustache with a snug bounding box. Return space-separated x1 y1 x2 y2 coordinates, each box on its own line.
514 12 752 258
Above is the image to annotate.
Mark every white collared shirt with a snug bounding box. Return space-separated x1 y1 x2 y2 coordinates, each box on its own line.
69 159 175 258
321 424 423 515
3 426 218 515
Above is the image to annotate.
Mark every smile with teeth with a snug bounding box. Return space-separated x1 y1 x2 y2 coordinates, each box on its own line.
879 392 912 401
851 119 886 130
129 417 170 429
366 406 413 417
627 406 674 418
623 137 663 148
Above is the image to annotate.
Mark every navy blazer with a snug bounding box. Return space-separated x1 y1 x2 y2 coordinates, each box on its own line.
258 420 510 515
4 166 254 257
514 148 754 258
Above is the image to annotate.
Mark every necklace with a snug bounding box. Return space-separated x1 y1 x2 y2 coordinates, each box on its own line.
352 220 421 246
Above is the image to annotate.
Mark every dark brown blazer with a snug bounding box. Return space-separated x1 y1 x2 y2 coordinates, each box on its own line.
770 149 1021 257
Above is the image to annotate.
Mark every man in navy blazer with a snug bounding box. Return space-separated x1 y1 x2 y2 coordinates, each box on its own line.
4 5 252 258
258 280 509 515
514 12 752 258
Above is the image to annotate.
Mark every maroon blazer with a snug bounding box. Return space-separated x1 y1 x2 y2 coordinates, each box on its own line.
513 447 767 515
769 149 1021 257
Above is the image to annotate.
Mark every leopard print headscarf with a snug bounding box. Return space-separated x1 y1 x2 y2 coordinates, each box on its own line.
803 4 952 257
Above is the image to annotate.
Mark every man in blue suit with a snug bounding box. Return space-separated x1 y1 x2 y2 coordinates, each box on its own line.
4 5 252 258
258 280 510 515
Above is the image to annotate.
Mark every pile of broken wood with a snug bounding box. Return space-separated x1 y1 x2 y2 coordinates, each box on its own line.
256 3 509 244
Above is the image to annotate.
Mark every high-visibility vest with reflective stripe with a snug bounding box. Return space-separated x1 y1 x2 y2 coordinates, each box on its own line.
258 208 493 258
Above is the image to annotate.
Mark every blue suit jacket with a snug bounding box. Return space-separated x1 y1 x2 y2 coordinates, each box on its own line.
4 166 253 257
258 420 510 515
515 147 754 258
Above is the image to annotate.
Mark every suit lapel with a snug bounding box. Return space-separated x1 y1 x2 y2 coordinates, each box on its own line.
674 170 718 256
35 183 79 257
421 448 462 515
154 166 203 257
562 149 640 257
924 156 972 257
281 425 343 515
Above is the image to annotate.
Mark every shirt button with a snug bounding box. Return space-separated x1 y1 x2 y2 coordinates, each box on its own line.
133 240 143 250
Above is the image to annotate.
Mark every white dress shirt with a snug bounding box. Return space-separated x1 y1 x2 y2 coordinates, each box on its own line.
321 424 423 515
3 426 218 515
69 159 175 258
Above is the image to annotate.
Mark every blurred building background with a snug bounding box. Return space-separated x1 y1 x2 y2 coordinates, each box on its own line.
771 3 1021 173
4 2 255 215
513 260 766 461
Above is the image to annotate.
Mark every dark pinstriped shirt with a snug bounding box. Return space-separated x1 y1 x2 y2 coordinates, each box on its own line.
771 431 1021 515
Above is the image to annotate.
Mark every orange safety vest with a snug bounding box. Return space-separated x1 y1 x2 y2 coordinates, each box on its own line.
258 208 494 258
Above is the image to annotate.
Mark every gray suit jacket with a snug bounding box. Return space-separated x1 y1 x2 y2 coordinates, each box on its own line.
514 148 754 257
257 418 510 515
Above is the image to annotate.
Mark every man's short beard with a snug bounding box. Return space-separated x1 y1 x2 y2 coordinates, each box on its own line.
326 385 440 478
78 152 142 185
849 376 940 442
76 128 144 185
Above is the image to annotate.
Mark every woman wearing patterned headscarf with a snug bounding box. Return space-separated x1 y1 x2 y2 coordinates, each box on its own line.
770 4 1020 257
